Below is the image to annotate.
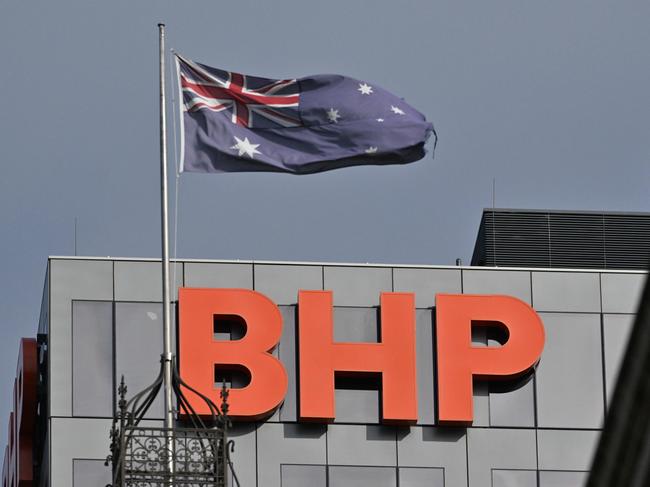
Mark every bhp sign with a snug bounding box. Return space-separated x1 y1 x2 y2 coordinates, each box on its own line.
179 288 545 425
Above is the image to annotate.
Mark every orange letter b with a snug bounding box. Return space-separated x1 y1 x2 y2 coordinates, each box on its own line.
179 288 288 420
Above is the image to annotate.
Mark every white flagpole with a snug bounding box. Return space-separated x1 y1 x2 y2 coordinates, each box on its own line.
158 22 175 435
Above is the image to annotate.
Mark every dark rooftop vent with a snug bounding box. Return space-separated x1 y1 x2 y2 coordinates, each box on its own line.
471 209 650 270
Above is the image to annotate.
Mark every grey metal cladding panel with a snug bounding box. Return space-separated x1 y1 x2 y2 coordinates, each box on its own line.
281 465 326 487
600 273 646 313
257 423 327 487
397 427 467 487
183 262 253 288
279 306 297 422
462 270 532 304
323 266 392 306
415 310 435 425
535 313 604 429
539 471 588 487
492 470 537 487
467 428 537 487
50 259 114 299
473 382 490 427
254 264 323 304
537 429 599 471
393 268 461 308
72 459 111 486
488 375 536 428
399 467 444 487
334 389 380 423
72 301 113 417
115 303 167 418
333 307 378 342
327 424 396 466
329 466 396 487
602 314 635 404
114 261 183 301
50 259 113 417
531 271 601 312
50 417 113 487
227 424 257 487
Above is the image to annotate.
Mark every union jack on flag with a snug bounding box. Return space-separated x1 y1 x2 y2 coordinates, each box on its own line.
178 55 302 129
175 54 435 174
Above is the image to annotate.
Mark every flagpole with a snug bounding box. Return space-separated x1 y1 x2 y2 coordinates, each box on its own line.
158 22 175 436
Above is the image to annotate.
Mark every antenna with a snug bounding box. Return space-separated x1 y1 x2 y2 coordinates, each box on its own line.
492 178 497 267
74 217 78 256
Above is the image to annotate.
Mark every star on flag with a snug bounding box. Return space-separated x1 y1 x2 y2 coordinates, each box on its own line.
326 108 341 123
358 83 374 95
230 136 261 159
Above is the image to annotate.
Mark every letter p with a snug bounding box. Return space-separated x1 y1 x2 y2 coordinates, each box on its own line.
436 294 545 425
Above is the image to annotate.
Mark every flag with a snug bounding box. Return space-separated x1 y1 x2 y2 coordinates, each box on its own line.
175 54 436 175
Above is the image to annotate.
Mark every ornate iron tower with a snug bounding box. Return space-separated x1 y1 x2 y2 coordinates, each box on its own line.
106 358 240 486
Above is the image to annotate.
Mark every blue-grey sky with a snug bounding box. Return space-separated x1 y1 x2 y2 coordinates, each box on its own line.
1 0 649 444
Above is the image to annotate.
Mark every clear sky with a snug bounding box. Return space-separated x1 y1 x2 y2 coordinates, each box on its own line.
1 0 649 445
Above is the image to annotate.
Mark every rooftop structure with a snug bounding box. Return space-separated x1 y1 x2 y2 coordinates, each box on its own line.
471 208 650 269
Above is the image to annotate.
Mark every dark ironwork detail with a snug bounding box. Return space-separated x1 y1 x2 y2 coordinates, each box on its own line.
106 357 239 487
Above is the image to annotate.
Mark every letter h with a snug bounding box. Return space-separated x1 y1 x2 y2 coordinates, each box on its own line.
298 291 418 423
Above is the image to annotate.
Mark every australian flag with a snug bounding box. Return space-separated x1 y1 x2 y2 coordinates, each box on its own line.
176 54 436 174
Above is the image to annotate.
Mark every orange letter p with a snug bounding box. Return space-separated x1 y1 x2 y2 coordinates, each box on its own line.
436 294 545 425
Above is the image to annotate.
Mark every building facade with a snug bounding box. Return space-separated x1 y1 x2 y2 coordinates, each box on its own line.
3 257 648 486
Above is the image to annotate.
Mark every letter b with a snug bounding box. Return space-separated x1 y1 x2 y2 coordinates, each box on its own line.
179 288 288 420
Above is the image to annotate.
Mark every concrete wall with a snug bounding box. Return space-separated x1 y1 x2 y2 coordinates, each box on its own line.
45 257 647 486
